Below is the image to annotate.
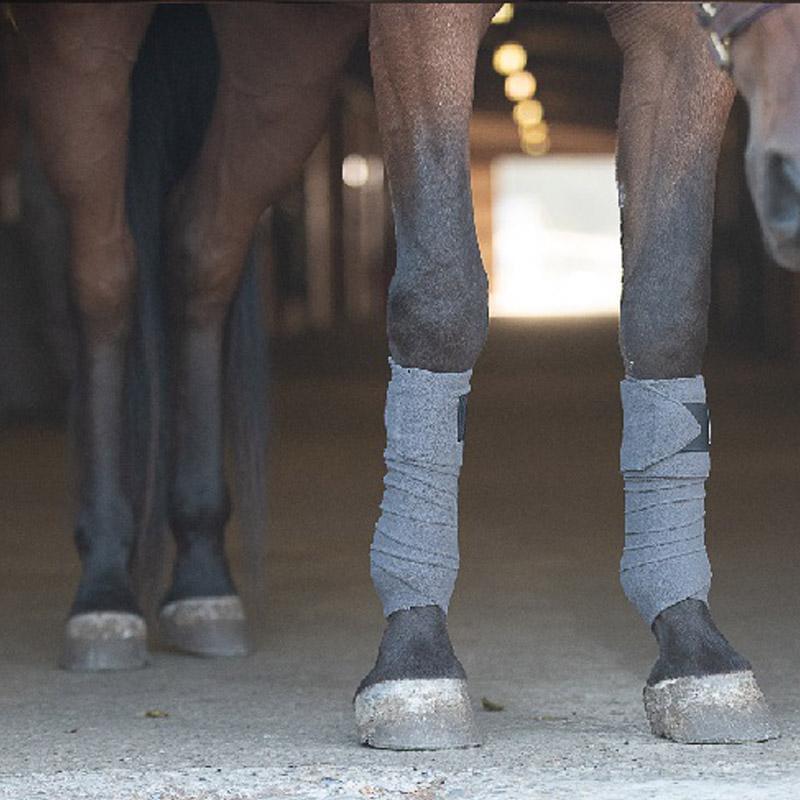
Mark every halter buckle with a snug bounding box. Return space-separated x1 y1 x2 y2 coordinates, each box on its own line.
695 2 782 73
708 30 732 71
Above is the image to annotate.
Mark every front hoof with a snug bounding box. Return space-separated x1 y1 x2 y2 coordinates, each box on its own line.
158 595 249 657
60 612 147 671
644 670 779 743
355 678 481 750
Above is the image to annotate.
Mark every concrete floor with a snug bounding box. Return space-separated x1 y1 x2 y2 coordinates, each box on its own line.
1 319 799 799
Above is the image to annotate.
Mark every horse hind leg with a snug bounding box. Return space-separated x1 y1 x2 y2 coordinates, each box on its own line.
158 2 367 657
17 5 153 670
608 3 776 743
354 4 499 751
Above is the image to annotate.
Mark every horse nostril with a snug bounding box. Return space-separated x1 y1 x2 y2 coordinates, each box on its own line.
766 153 800 232
780 156 800 194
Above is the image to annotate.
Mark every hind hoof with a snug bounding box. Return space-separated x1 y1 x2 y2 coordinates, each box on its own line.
60 612 147 671
159 595 249 657
644 670 779 743
355 678 481 750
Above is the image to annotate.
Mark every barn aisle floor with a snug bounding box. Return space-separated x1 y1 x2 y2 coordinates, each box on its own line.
1 319 799 799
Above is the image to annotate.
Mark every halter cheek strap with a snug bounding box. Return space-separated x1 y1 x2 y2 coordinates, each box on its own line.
695 3 782 71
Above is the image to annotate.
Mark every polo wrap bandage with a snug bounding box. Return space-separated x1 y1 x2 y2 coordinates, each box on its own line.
370 359 471 616
620 376 712 625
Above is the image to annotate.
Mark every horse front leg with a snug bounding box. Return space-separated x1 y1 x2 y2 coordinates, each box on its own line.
608 3 776 742
159 2 366 656
17 4 153 670
354 3 499 751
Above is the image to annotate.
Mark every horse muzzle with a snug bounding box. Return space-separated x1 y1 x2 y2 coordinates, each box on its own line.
750 149 800 271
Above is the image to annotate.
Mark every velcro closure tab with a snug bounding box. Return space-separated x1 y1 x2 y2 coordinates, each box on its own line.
620 378 704 472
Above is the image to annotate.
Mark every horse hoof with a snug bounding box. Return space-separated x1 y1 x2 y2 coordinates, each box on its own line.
643 670 779 743
60 612 147 671
158 595 249 657
355 678 481 750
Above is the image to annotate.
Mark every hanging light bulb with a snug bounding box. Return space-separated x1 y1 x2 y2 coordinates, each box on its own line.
504 70 537 102
521 138 550 156
492 42 527 77
520 120 550 156
491 3 514 25
341 154 369 188
520 120 549 146
513 98 543 128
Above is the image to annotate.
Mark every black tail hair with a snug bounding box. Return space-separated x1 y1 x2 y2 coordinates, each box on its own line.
126 4 269 614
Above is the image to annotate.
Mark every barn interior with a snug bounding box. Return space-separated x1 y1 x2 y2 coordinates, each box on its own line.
0 4 799 797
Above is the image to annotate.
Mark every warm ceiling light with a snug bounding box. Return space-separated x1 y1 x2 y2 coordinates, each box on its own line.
504 70 537 102
492 42 527 76
342 154 369 188
519 121 550 154
520 120 549 146
513 98 543 127
520 136 550 156
491 3 514 25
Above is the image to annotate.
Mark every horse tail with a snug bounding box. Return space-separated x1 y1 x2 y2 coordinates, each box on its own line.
126 5 269 613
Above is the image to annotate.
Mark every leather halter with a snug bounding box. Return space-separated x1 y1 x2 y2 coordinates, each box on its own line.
695 3 782 70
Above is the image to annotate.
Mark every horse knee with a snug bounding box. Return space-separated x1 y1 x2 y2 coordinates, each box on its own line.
387 254 488 373
71 229 137 340
169 218 244 326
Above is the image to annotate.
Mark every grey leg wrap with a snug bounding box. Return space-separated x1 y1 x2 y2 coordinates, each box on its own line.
370 359 470 616
620 376 711 625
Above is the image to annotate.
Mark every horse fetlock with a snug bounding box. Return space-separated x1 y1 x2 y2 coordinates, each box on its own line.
166 529 237 603
71 560 139 617
74 500 136 563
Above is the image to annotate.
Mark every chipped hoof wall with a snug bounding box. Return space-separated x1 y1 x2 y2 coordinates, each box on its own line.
355 678 481 751
159 596 249 657
60 612 147 671
644 670 779 744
